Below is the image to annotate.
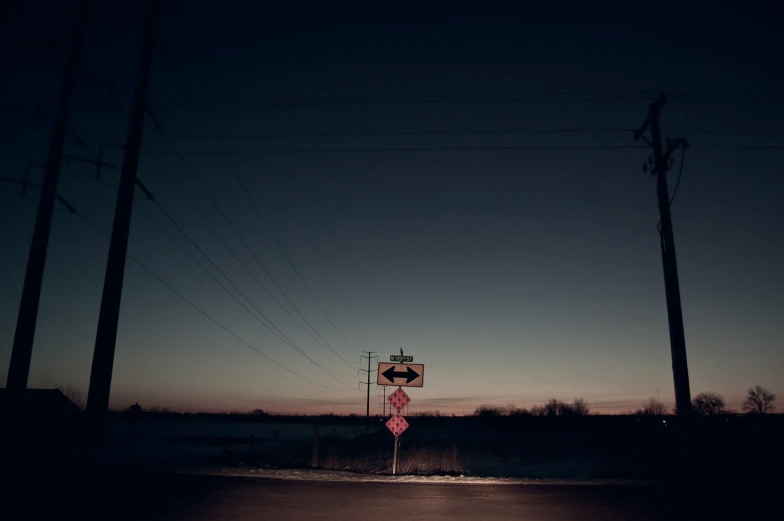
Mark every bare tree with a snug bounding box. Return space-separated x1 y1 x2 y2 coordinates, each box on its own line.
510 407 531 416
474 404 502 417
634 397 668 415
502 403 520 416
692 392 726 416
55 383 84 410
572 398 590 416
536 399 583 416
742 385 776 414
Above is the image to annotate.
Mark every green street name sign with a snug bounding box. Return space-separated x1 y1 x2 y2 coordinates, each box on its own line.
390 355 413 362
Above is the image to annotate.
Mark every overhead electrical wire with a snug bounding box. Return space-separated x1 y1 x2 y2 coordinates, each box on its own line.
172 152 358 368
668 148 686 207
142 127 784 143
143 128 635 141
166 158 355 368
154 91 696 110
1 186 355 392
135 197 358 389
140 144 784 157
224 154 361 355
5 143 784 167
151 90 784 112
53 149 360 377
76 213 357 392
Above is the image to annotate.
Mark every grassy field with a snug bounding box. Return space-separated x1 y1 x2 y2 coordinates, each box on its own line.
127 413 784 479
4 411 782 480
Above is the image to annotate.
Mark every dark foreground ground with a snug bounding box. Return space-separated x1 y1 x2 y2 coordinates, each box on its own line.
5 463 777 521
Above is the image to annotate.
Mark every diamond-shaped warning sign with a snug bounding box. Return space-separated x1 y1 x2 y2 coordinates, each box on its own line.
385 413 409 437
387 387 411 412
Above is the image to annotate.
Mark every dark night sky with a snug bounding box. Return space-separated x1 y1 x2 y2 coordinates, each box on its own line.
1 1 782 413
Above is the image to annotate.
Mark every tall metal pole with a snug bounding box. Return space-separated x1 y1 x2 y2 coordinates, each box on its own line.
366 352 372 417
6 0 87 392
359 351 376 418
86 0 159 419
636 95 692 416
392 435 398 475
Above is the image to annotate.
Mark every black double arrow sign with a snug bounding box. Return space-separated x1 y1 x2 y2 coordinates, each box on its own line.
381 365 420 383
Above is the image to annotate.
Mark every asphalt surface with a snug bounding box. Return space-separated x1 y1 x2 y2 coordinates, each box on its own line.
9 466 761 520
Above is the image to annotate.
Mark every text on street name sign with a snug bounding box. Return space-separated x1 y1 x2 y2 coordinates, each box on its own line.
390 355 413 362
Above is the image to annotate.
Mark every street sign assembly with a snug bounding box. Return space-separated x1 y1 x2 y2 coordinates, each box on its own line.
387 387 411 412
382 354 421 474
377 362 424 387
386 413 409 437
390 355 413 362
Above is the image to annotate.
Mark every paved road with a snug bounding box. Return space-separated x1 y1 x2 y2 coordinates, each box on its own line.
10 467 757 520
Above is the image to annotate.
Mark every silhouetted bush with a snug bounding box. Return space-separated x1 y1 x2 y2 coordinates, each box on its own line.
571 398 590 416
692 392 726 416
474 404 503 417
634 397 668 415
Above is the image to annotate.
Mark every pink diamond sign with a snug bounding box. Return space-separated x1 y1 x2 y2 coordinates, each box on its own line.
387 387 411 412
385 413 409 437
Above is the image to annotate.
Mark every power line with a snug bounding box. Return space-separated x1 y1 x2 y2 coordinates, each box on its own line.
1 186 354 392
6 143 783 167
0 185 73 212
68 209 356 393
176 153 358 366
145 145 646 156
155 156 356 373
64 161 152 199
141 200 358 386
669 148 686 207
135 196 358 389
140 144 784 157
155 91 695 110
144 128 635 142
225 154 361 355
153 154 356 371
142 127 784 143
152 91 784 112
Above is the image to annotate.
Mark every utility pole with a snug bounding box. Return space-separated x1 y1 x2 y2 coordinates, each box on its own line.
359 351 377 418
86 0 159 420
6 0 87 392
381 385 387 416
635 94 692 417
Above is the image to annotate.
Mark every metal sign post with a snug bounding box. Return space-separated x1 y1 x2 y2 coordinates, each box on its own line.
382 353 423 475
386 389 411 475
392 436 399 475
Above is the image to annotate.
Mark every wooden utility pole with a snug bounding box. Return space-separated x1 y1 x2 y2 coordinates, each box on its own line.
635 95 692 417
6 0 88 392
86 0 159 420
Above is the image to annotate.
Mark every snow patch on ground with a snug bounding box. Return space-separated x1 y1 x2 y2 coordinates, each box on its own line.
180 467 660 486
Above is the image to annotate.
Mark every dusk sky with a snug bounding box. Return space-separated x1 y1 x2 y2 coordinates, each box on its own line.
1 2 782 414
